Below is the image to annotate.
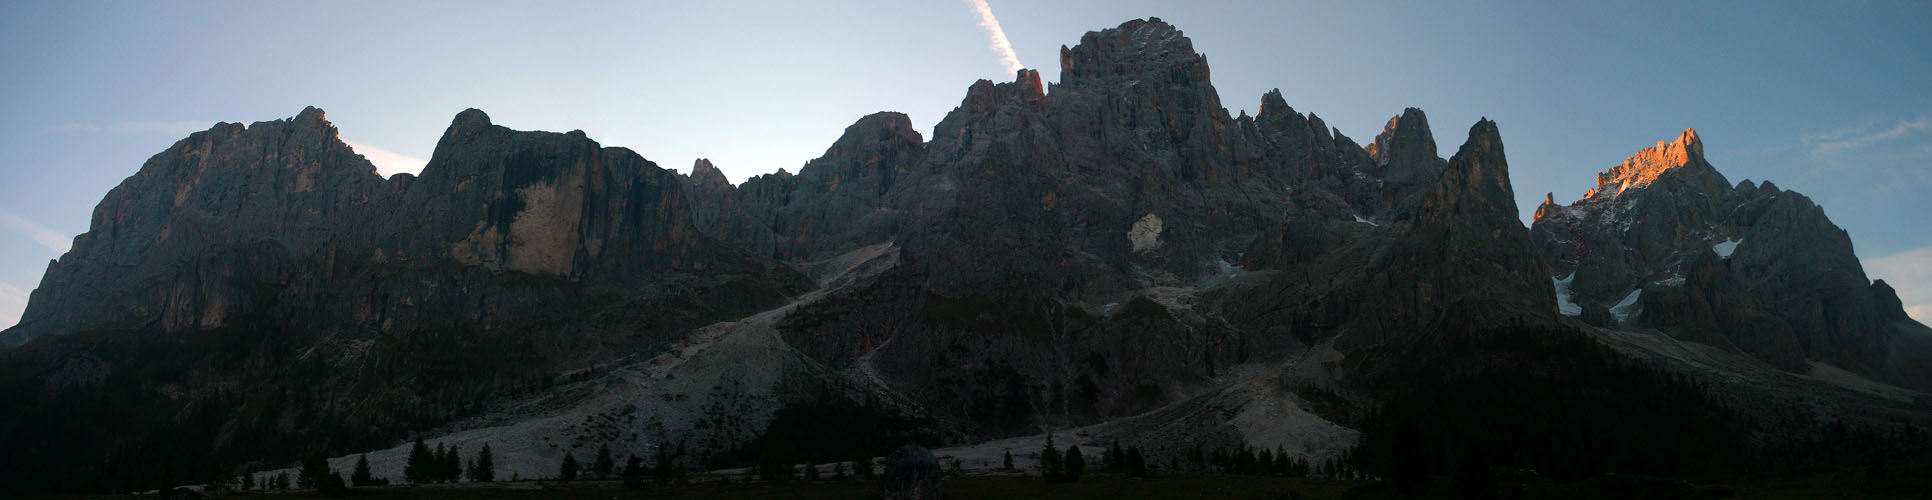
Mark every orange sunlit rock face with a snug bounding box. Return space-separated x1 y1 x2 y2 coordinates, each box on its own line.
1589 128 1704 199
1532 192 1558 223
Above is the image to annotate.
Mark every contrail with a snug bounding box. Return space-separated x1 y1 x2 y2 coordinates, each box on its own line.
965 0 1024 74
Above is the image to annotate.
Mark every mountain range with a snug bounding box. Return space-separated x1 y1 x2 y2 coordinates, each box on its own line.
2 18 1927 494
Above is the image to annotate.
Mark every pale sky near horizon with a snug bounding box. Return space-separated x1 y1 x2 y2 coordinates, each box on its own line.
1 0 1930 328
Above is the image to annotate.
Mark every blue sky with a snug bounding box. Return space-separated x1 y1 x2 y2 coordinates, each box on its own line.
2 0 1929 327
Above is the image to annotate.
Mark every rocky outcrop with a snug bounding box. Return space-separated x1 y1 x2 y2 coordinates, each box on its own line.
1383 119 1554 331
1366 108 1445 195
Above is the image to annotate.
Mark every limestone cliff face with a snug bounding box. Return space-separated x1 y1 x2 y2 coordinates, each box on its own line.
1530 129 1932 390
1383 119 1554 332
6 107 385 341
5 107 800 347
1366 108 1446 208
396 108 721 280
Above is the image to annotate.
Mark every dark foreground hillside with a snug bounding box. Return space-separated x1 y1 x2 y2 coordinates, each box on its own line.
45 463 1932 500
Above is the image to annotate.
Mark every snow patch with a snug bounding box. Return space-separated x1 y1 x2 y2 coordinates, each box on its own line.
1352 214 1378 227
1713 238 1741 258
1610 288 1643 323
1199 258 1247 289
1552 274 1582 317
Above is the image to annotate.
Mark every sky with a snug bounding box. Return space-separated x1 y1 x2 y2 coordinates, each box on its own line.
1 0 1929 328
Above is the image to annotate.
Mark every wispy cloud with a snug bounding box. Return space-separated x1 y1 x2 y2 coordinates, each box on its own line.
0 209 70 254
343 140 429 178
965 0 1025 74
1805 116 1932 157
1781 114 1932 200
0 281 26 330
51 120 216 135
1867 244 1932 326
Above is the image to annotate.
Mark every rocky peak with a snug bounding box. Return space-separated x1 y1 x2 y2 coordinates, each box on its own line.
955 71 1051 118
1734 179 1759 196
1874 280 1916 324
1584 128 1726 200
1362 108 1445 194
446 108 495 137
1058 17 1207 85
293 105 328 126
1434 119 1514 214
1532 192 1560 222
7 106 384 342
1529 124 1932 391
1385 118 1555 329
689 158 731 189
825 112 924 156
1308 113 1335 144
1366 108 1436 167
1017 69 1045 100
1259 89 1294 118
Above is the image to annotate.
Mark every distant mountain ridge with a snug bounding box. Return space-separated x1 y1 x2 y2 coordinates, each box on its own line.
1530 128 1932 388
1 17 1927 494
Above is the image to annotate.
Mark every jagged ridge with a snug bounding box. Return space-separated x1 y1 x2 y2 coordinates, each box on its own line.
1 16 1927 495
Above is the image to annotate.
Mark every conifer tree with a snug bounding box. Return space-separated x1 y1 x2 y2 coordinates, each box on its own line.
1003 449 1015 470
1065 445 1086 482
622 455 646 490
447 444 464 482
351 454 375 486
473 443 496 482
1040 433 1062 480
405 438 431 484
653 445 677 486
1126 446 1148 478
298 453 327 489
241 471 255 491
804 459 820 481
594 443 614 480
834 461 847 479
157 466 173 499
432 443 448 482
757 445 789 481
276 471 290 490
559 452 580 480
